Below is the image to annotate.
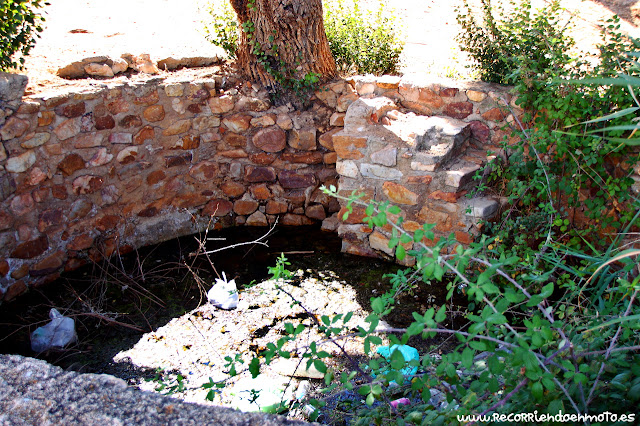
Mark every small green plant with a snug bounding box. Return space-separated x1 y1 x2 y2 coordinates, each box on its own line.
145 368 186 395
0 0 48 71
267 253 293 281
201 0 239 59
323 0 404 75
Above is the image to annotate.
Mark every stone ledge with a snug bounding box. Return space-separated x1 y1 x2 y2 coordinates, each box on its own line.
0 354 312 426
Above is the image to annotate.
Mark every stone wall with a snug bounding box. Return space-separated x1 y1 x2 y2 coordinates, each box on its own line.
3 70 637 302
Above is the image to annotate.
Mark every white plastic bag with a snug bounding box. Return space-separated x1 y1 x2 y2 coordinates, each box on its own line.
30 308 77 352
207 272 239 310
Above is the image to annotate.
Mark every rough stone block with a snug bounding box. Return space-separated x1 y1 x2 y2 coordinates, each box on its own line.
382 181 418 205
6 151 36 173
370 144 397 167
360 163 403 181
463 197 499 219
253 126 286 153
336 160 359 178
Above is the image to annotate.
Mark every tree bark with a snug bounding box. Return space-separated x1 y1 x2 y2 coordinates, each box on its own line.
229 0 336 91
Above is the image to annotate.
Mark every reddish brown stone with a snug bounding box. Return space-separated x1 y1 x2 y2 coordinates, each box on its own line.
179 135 201 149
284 190 306 207
219 149 248 158
67 234 94 251
65 257 88 272
95 215 120 232
253 126 287 153
11 264 29 279
73 175 103 195
455 231 474 245
94 115 115 130
234 199 259 215
11 235 48 259
244 166 277 183
444 102 473 119
165 153 192 168
440 88 459 97
265 200 288 214
281 152 323 164
51 185 68 200
278 170 317 189
57 153 85 176
0 117 29 139
221 181 245 197
38 111 55 127
143 105 165 122
467 121 490 143
17 224 33 242
119 114 143 128
0 259 8 276
481 107 508 122
324 152 337 164
429 190 463 203
189 161 218 181
107 98 129 114
10 193 34 216
74 133 104 148
187 103 202 114
407 175 433 185
382 181 419 205
224 132 247 147
133 90 159 106
138 205 159 217
69 198 93 220
55 102 85 118
319 128 341 151
29 251 65 277
4 280 27 301
251 184 271 200
249 152 277 165
305 204 326 220
0 211 12 231
280 213 315 226
146 170 165 185
338 206 368 224
134 125 155 145
223 113 252 133
202 199 233 216
418 88 444 109
333 134 367 160
38 209 64 232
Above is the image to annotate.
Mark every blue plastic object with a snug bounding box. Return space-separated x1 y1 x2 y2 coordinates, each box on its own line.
376 344 419 377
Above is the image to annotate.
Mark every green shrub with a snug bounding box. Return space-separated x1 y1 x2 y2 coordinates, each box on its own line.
201 0 405 76
322 0 404 76
456 0 574 85
0 0 47 71
201 0 239 60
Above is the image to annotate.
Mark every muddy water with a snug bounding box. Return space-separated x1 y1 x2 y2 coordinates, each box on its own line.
0 225 463 384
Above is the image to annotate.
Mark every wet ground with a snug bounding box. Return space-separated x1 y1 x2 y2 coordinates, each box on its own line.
0 225 467 422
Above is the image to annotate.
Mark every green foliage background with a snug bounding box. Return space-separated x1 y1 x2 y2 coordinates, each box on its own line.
0 0 47 71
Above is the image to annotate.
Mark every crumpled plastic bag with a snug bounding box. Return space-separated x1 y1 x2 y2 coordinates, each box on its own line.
207 272 239 310
30 308 77 353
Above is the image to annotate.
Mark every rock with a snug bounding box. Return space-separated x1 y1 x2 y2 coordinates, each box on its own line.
1 117 30 141
84 63 114 77
265 200 288 214
6 151 36 173
305 204 326 220
202 199 233 216
369 231 393 256
336 160 359 178
20 133 50 149
72 175 104 195
288 128 316 150
234 198 259 215
111 58 128 74
253 126 286 153
193 116 220 131
134 126 155 144
163 83 184 97
132 54 159 74
444 102 473 119
162 119 192 136
116 147 138 164
463 197 499 219
208 95 235 114
278 170 317 189
332 133 367 160
157 56 222 70
221 181 246 197
189 161 219 181
0 72 28 102
382 182 418 205
95 115 116 130
466 90 486 102
10 235 48 259
246 211 268 226
10 193 34 215
244 166 277 183
223 114 252 133
54 118 81 140
57 153 85 176
360 163 403 181
370 144 397 167
109 133 133 144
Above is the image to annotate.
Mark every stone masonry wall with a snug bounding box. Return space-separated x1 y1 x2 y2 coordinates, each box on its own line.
3 71 638 302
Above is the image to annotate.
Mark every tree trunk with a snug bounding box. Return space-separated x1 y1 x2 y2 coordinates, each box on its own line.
230 0 336 92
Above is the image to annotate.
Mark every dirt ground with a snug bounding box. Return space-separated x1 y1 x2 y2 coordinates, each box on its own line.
19 0 640 95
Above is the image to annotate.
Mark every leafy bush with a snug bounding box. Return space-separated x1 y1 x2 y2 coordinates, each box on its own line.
201 0 405 76
201 0 239 60
0 0 47 71
322 0 404 76
455 0 574 85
